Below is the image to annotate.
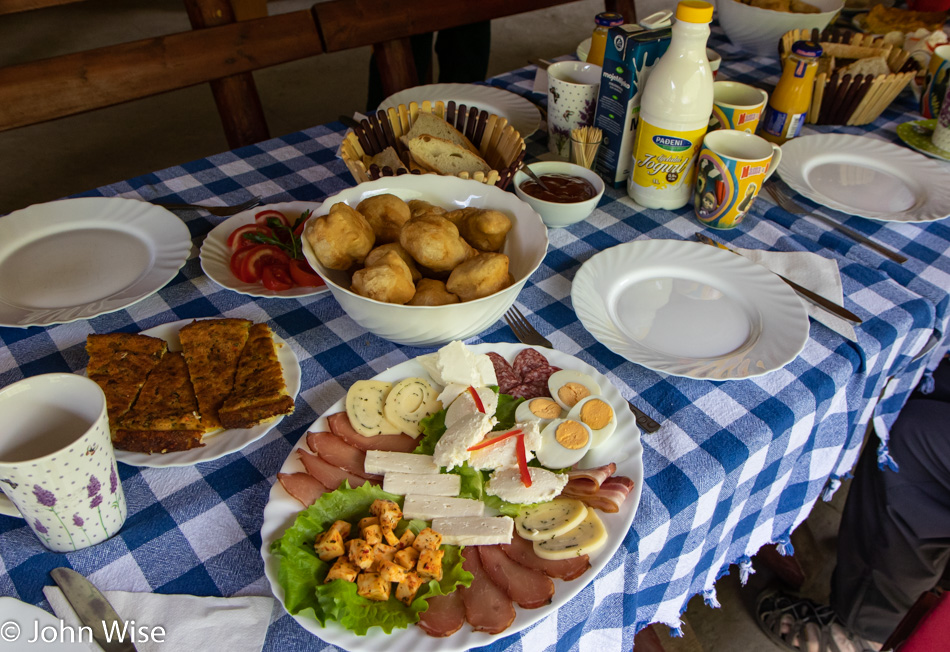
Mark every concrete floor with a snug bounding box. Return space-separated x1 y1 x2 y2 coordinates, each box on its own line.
0 2 848 650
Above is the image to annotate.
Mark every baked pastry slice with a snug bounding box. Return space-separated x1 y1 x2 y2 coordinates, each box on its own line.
113 352 205 453
218 323 294 429
85 333 168 424
179 318 252 431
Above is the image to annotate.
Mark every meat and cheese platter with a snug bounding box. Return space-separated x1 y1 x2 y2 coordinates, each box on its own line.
260 341 643 651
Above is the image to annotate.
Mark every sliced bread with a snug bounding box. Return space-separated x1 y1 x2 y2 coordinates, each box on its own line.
406 112 481 154
406 135 491 176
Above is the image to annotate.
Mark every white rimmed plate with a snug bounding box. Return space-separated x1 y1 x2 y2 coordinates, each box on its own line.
200 201 328 299
114 318 301 468
0 197 191 328
378 83 542 138
778 134 950 222
572 240 810 380
0 492 18 518
260 342 643 652
0 598 85 649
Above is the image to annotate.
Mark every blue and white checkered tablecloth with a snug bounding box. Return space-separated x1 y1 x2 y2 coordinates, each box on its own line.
2 26 950 651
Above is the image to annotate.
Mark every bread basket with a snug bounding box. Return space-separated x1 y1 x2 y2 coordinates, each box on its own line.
779 28 920 125
340 102 526 189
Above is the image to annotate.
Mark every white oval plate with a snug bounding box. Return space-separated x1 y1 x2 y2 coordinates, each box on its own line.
0 197 191 328
0 597 86 649
778 134 950 222
378 83 542 138
260 342 643 652
113 318 301 468
199 202 329 299
572 240 810 380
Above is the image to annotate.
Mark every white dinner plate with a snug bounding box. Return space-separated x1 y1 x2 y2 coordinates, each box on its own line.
572 240 810 380
576 37 592 62
200 201 328 299
260 342 644 651
0 197 191 328
114 318 301 468
0 597 85 649
378 83 542 138
777 134 950 223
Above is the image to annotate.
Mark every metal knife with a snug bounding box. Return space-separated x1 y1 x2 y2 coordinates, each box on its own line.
694 234 863 324
50 568 138 652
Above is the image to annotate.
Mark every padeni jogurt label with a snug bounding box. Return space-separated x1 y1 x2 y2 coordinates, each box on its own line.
630 119 707 192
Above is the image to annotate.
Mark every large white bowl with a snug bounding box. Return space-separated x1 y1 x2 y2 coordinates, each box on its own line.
513 161 606 229
302 176 549 347
717 0 843 56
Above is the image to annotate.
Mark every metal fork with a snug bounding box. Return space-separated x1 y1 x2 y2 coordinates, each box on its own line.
766 184 906 264
503 305 661 433
150 195 263 217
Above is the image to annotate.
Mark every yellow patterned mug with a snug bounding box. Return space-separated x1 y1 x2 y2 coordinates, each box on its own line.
710 81 768 133
693 130 782 229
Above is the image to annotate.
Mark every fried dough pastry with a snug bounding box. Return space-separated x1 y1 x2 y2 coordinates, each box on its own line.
306 202 375 270
407 199 446 220
357 194 411 244
351 250 416 304
365 242 422 281
445 207 512 252
446 252 511 301
408 278 461 306
399 214 475 273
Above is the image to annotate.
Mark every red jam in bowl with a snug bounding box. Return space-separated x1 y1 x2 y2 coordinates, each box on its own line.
519 173 597 203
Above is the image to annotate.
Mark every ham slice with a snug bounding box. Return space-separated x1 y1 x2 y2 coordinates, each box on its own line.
562 475 635 514
297 449 380 492
500 532 590 581
564 463 617 495
477 545 554 609
277 472 327 507
458 549 515 634
326 412 418 453
306 431 381 481
417 592 466 638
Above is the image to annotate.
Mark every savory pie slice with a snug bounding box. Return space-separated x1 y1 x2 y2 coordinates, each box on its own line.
113 351 205 453
85 333 168 423
179 318 252 431
218 323 295 429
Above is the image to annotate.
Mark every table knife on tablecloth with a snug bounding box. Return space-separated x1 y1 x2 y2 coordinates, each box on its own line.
695 234 863 324
50 567 138 652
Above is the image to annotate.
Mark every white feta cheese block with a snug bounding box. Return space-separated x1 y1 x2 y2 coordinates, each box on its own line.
467 421 540 471
419 340 498 389
431 515 514 546
432 412 496 470
444 386 499 428
363 450 439 476
383 472 460 497
485 467 569 504
402 494 485 520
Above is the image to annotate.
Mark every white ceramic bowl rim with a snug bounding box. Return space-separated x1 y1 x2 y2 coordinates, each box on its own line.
513 162 606 207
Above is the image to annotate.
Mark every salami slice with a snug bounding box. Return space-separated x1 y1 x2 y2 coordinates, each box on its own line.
487 352 520 394
523 364 560 385
512 349 549 377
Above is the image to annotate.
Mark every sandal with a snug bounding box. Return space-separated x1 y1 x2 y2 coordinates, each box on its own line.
756 589 882 652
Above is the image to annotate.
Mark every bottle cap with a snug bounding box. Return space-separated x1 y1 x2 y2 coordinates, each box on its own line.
675 0 714 23
639 10 673 29
791 40 823 58
595 12 625 27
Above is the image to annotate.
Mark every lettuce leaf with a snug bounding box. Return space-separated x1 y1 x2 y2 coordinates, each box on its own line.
270 483 472 635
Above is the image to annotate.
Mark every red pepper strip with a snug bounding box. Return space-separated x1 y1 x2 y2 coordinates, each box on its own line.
466 429 523 452
467 386 485 413
516 434 531 487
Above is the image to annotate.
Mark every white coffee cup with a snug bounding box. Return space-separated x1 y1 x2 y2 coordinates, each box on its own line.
547 61 602 158
0 374 126 552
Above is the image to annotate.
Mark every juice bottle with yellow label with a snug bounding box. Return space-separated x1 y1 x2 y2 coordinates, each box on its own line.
628 0 714 210
761 41 822 145
586 12 625 67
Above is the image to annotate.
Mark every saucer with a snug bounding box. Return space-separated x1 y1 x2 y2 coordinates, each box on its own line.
897 119 950 162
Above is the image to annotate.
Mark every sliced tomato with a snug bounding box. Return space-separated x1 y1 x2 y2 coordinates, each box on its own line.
288 259 324 287
254 209 291 228
262 264 294 291
230 245 263 283
226 224 272 252
292 211 312 237
240 245 291 282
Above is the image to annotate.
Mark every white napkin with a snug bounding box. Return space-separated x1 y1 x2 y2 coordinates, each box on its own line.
43 586 274 652
734 246 857 342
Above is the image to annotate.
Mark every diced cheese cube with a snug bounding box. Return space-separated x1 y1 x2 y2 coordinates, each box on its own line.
362 523 383 545
378 559 408 583
396 528 416 550
417 549 444 581
347 538 375 570
364 450 440 476
394 546 419 570
402 495 485 521
358 516 379 530
370 499 402 529
395 572 425 606
431 516 514 546
324 557 359 583
327 520 352 539
314 529 345 561
382 526 400 546
413 527 442 551
383 472 460 497
373 543 396 568
356 573 391 601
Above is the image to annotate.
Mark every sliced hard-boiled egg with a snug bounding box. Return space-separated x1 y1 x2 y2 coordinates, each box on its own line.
533 507 608 560
567 395 617 449
514 396 563 426
515 498 588 541
537 418 592 468
548 369 602 411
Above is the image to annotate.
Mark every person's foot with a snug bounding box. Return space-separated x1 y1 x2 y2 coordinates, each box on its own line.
756 589 883 652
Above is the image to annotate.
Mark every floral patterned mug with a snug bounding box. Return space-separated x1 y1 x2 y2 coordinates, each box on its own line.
0 373 126 552
547 61 603 158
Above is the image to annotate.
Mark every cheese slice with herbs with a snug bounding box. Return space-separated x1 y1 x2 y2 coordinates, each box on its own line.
346 380 404 437
532 508 607 560
383 377 441 438
514 498 588 542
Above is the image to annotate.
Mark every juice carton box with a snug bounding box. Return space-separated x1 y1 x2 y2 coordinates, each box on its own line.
593 26 671 187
